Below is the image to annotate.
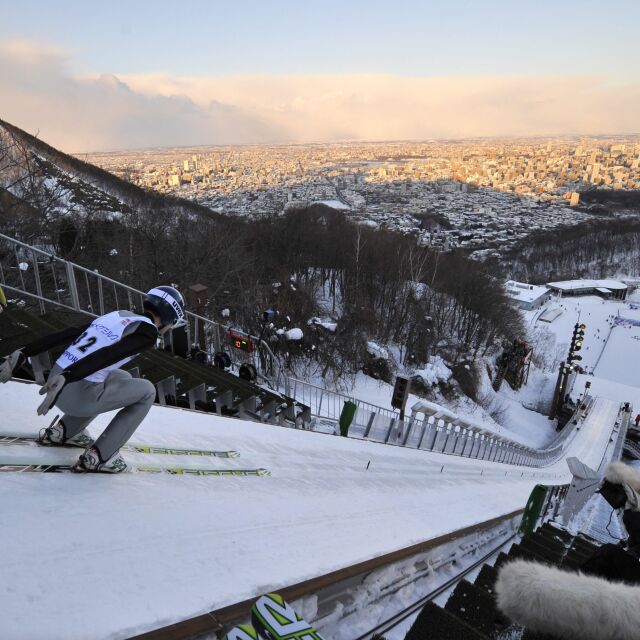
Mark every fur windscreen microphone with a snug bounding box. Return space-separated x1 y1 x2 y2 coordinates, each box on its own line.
598 480 628 510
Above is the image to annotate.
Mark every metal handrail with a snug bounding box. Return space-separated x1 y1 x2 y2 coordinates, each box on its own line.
0 231 283 387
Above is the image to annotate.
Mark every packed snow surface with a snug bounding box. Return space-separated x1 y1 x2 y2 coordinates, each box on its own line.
594 323 640 387
0 382 618 639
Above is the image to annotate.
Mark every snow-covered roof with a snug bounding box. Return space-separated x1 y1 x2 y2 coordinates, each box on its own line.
318 199 351 210
504 280 549 303
547 279 627 291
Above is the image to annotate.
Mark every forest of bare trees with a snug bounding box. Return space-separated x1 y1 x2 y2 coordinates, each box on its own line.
1 120 524 389
501 217 640 282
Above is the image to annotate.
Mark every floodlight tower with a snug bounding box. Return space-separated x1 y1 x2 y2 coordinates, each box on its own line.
550 323 587 422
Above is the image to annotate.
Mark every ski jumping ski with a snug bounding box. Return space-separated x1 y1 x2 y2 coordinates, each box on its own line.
223 624 261 640
251 593 326 640
0 437 268 476
0 462 270 476
0 434 240 458
222 593 325 640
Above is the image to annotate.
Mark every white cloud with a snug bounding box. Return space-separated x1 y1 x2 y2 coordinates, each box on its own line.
1 39 638 152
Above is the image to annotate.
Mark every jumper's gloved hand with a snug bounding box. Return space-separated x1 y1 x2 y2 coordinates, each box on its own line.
37 374 66 416
0 350 26 383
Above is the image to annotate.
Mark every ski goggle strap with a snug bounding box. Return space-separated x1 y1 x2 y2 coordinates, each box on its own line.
147 287 186 327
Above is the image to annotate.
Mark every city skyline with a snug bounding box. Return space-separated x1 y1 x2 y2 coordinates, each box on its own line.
83 135 640 256
2 1 639 151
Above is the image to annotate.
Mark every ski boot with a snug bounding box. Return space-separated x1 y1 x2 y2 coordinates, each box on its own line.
38 415 94 448
72 446 129 473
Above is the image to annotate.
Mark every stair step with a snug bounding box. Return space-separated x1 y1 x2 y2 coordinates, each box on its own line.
539 523 574 545
519 538 564 565
444 579 508 637
473 564 498 596
405 600 490 640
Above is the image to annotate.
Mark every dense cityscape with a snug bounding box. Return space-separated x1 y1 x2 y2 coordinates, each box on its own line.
82 136 640 257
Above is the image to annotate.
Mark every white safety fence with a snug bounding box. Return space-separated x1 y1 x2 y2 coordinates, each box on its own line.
344 396 604 468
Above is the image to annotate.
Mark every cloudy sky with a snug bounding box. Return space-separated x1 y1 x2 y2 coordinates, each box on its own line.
1 0 639 152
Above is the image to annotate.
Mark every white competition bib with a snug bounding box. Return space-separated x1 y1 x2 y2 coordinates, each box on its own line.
55 311 154 383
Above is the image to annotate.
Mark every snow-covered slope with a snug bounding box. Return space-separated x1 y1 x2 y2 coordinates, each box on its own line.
0 382 619 640
0 118 218 223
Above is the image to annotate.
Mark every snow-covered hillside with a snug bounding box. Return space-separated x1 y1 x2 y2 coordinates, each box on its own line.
0 119 217 224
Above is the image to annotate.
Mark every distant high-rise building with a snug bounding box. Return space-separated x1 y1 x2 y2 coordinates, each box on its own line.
183 160 190 171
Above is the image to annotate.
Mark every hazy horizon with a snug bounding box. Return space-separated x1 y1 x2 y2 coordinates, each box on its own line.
71 132 640 158
2 1 639 153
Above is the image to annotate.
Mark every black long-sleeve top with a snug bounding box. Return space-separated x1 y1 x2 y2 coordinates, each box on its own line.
20 315 158 383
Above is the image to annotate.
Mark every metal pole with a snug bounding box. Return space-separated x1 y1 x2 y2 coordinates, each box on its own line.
460 431 470 457
97 277 105 315
416 421 428 449
549 360 565 421
84 271 93 313
363 412 376 439
384 418 396 444
15 246 26 292
402 418 415 446
65 262 81 310
31 249 46 315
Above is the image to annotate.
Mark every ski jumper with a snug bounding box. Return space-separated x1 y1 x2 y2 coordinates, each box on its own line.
23 310 158 460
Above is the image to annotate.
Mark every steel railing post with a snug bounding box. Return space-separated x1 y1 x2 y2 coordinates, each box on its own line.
363 412 376 439
65 262 81 310
15 245 26 292
428 424 439 450
84 271 93 313
97 277 105 315
460 431 470 457
31 248 45 315
402 418 415 446
416 421 428 449
384 418 396 444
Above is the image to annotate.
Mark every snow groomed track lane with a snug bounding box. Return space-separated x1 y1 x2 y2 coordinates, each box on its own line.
0 383 620 640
